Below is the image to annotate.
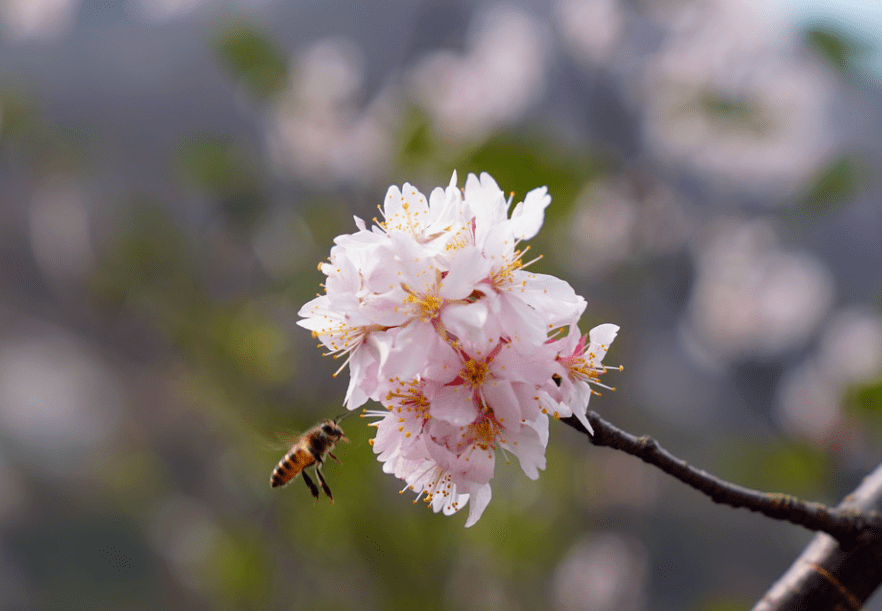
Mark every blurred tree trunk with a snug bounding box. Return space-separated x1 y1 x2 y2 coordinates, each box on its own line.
753 462 882 611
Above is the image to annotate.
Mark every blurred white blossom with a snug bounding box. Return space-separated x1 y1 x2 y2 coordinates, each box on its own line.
554 0 626 67
149 495 225 593
683 219 834 364
29 176 95 283
552 533 649 611
0 0 81 40
775 360 843 444
569 182 637 277
776 308 882 443
0 323 123 474
410 4 547 146
266 38 395 185
638 0 837 198
133 0 207 21
132 0 274 21
817 308 882 388
566 174 690 278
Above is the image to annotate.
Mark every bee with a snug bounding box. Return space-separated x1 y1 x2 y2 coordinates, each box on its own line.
270 418 349 503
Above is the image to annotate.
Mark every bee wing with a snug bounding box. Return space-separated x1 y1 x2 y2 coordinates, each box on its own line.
273 431 300 450
253 430 301 452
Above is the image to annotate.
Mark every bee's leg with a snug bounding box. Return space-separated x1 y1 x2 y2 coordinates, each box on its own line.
301 471 320 501
314 464 334 504
328 452 342 464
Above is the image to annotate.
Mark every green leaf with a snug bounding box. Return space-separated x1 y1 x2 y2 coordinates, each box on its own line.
178 136 258 194
0 88 41 139
176 136 266 233
698 92 767 135
805 27 870 74
722 439 830 498
798 155 864 213
395 105 437 165
208 529 271 608
455 132 600 222
694 598 749 611
846 377 882 436
849 379 882 414
91 203 194 306
215 25 288 98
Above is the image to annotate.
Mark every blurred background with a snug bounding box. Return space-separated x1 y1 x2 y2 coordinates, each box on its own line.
2 0 882 609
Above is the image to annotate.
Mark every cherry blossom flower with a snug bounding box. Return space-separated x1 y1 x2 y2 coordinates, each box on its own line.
299 171 620 525
551 323 622 434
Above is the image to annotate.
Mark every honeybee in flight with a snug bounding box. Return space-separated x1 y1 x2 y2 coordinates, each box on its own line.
270 417 349 503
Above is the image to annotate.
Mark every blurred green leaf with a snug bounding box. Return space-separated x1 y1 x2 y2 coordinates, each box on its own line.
805 27 870 74
92 203 195 307
178 136 258 194
0 87 89 172
456 132 600 221
393 107 600 221
0 88 41 140
395 105 438 165
848 378 882 414
198 308 290 385
101 449 167 514
721 439 830 499
798 154 864 213
177 136 266 233
698 92 767 135
214 25 288 98
208 529 271 610
93 203 290 407
694 598 749 611
300 196 353 248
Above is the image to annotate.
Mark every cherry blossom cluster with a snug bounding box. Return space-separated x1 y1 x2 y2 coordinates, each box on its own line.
298 172 619 526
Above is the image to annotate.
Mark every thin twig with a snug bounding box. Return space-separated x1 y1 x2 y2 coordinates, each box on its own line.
561 411 882 545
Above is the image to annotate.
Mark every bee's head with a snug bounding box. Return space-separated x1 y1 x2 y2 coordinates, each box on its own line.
321 420 348 443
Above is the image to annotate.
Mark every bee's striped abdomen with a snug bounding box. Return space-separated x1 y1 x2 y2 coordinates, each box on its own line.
270 447 310 488
270 455 293 487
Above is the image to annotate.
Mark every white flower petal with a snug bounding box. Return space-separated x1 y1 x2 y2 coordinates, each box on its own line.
464 484 492 527
573 404 594 436
508 186 551 240
431 385 480 426
589 323 620 351
441 302 491 344
482 380 521 429
503 419 547 480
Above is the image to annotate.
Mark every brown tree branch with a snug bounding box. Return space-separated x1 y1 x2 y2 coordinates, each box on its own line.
752 461 882 610
560 411 882 545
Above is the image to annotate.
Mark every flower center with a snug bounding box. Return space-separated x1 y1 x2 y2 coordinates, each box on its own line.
470 413 499 450
379 194 428 238
405 292 442 321
566 355 602 383
401 269 445 322
489 246 541 293
385 379 430 414
460 358 490 388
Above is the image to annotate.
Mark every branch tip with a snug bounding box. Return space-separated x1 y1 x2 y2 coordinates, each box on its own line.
562 411 878 545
